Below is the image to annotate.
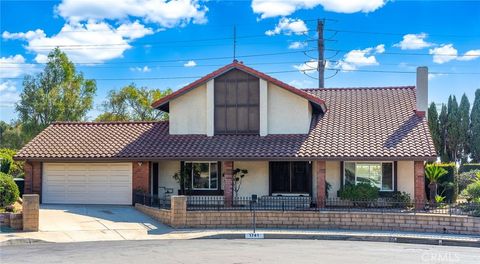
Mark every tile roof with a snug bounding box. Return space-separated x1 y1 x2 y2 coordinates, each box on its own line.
151 61 326 112
15 86 437 161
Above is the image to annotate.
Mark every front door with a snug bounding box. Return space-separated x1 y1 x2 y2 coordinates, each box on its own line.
270 161 311 195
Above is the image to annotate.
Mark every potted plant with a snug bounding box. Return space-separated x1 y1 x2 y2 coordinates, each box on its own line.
425 164 448 204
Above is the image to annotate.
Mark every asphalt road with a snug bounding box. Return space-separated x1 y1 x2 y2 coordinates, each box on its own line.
1 239 478 264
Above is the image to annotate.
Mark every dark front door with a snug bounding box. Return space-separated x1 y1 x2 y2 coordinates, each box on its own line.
270 161 311 194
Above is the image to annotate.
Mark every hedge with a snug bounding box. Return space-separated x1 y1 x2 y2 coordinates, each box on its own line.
425 163 456 202
459 164 480 173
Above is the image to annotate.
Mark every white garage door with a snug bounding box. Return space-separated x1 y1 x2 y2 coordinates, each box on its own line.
43 163 132 205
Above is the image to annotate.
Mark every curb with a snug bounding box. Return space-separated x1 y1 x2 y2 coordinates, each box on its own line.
0 238 50 247
198 233 480 248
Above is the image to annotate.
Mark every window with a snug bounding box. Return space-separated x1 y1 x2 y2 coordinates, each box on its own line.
343 162 394 191
185 162 218 190
214 69 260 134
270 162 311 194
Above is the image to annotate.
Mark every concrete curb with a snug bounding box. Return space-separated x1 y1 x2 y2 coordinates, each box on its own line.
198 233 480 248
0 238 50 247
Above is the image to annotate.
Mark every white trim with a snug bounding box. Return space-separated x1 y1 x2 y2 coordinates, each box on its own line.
259 78 268 136
206 79 215 137
343 161 394 192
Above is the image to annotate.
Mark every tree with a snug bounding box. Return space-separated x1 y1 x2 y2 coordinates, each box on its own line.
458 94 470 163
96 84 172 121
425 164 448 204
438 104 449 162
15 48 96 140
471 89 480 162
233 168 248 198
446 96 460 162
428 102 441 156
0 121 25 149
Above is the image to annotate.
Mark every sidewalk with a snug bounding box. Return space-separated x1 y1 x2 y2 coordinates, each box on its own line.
2 227 479 247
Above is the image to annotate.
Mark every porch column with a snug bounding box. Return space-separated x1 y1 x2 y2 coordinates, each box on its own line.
316 160 326 208
414 161 426 209
223 161 234 207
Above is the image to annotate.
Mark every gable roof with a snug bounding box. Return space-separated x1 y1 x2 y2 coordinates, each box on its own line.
15 86 437 161
151 61 327 112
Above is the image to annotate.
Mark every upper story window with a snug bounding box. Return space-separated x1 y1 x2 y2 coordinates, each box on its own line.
214 69 260 134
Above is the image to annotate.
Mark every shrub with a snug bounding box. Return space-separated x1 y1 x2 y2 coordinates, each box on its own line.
391 191 411 203
0 172 20 207
0 153 13 174
462 181 480 202
456 170 480 193
425 163 456 202
339 183 379 201
459 163 480 173
0 148 24 178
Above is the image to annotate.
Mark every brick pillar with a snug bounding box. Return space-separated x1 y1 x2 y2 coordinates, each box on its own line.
132 161 150 193
316 160 326 208
170 195 187 228
414 161 426 209
223 161 234 207
24 161 42 196
22 194 39 232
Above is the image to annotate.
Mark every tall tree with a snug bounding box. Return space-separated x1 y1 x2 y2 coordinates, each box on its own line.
458 94 471 162
471 89 480 162
96 84 172 121
16 48 96 139
446 95 460 162
438 103 449 162
428 102 441 155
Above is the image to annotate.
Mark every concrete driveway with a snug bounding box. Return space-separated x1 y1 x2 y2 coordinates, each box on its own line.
1 204 173 243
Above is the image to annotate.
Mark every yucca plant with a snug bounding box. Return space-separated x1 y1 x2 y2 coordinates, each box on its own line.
425 164 448 204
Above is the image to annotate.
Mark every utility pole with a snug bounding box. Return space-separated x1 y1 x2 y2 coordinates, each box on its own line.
317 19 325 88
233 25 237 62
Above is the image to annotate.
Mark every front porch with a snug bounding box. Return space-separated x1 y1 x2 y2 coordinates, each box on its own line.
148 160 427 209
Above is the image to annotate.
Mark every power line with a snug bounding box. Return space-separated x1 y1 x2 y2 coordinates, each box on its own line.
324 28 480 39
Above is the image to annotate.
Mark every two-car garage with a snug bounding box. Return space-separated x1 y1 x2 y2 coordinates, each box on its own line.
42 163 133 205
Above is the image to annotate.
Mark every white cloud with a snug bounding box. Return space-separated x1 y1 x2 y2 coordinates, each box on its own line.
289 79 313 88
2 21 154 63
394 33 433 50
56 0 208 28
0 54 36 78
252 0 387 19
428 73 445 80
294 59 318 73
288 41 307 49
429 44 457 64
457 49 480 61
0 81 20 107
334 44 385 70
183 60 197 67
129 66 151 72
265 18 308 36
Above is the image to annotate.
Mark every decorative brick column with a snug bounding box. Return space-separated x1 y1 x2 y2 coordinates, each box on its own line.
132 161 150 193
170 195 187 228
22 194 39 232
316 160 326 208
223 161 234 207
414 161 426 209
24 161 42 196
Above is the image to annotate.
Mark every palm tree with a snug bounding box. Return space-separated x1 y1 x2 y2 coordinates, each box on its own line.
425 164 448 203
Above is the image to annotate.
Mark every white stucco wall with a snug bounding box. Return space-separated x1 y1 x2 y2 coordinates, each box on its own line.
157 160 181 195
267 83 312 134
326 161 341 198
169 84 207 134
397 161 415 198
235 161 269 197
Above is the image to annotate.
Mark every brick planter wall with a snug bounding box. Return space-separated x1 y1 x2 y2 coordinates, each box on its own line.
135 196 480 235
9 213 23 230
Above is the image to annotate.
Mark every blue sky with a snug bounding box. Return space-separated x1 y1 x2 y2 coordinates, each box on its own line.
1 0 479 122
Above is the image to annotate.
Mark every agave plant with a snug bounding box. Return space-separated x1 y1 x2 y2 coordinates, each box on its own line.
425 164 448 204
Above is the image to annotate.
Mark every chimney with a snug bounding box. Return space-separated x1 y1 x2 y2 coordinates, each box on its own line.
415 66 428 117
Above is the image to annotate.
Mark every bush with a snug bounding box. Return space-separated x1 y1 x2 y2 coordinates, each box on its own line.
0 148 24 178
339 183 379 200
425 163 456 202
456 170 480 193
462 181 480 202
0 153 13 174
0 172 20 207
391 191 411 203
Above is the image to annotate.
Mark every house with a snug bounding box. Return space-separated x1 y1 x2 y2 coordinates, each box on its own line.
15 61 436 206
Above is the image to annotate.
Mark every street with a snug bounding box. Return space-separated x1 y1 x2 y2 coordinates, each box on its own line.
1 239 478 264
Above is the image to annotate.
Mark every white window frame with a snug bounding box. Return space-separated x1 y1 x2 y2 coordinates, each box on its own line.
186 161 218 190
343 161 394 192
